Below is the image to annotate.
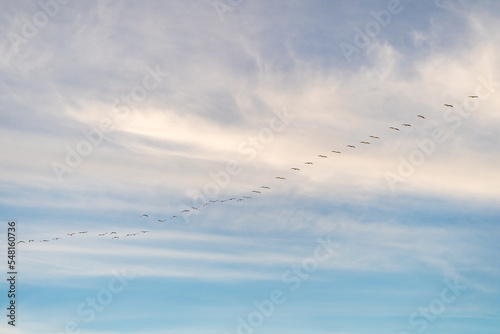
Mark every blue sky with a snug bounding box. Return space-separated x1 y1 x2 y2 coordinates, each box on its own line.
1 0 500 333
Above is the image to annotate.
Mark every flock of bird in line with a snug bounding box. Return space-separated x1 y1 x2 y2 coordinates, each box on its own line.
17 97 478 245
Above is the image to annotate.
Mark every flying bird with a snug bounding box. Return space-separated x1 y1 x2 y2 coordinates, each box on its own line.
140 214 148 218
347 145 355 148
158 219 166 222
181 210 190 213
41 240 49 242
53 237 60 240
171 216 178 219
291 168 300 171
402 123 411 127
369 136 379 139
360 141 370 144
252 190 261 194
389 127 400 131
68 233 75 236
468 95 478 98
261 186 270 189
243 196 251 199
444 104 453 107
110 232 117 234
276 177 286 180
112 236 119 239
318 155 328 158
332 151 341 154
304 162 313 164
28 240 34 243
79 231 88 234
417 115 425 119
140 231 149 233
17 241 25 244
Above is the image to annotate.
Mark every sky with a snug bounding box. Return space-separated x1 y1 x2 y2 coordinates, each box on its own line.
0 0 500 333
